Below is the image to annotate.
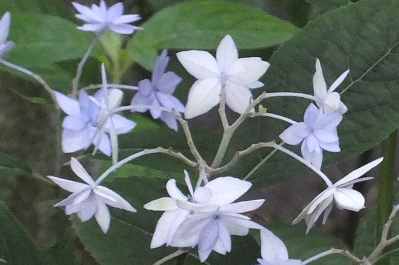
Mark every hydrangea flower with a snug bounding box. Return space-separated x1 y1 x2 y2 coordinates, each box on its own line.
48 157 136 233
177 34 269 118
0 12 15 57
145 172 264 262
256 229 302 265
293 157 383 233
279 103 342 169
72 1 141 34
131 50 185 131
55 65 136 156
313 59 349 114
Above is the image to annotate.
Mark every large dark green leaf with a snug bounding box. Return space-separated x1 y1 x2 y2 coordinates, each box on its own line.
72 177 259 265
0 0 69 18
0 201 51 265
127 1 298 70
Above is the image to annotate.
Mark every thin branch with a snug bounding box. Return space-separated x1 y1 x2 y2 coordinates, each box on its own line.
303 248 363 264
95 147 197 184
153 248 188 265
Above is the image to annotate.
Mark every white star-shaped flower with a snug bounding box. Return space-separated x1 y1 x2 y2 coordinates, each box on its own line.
0 12 15 57
145 172 264 262
72 0 141 34
279 103 342 169
177 34 269 118
48 157 136 233
257 229 302 265
293 157 383 233
313 59 349 114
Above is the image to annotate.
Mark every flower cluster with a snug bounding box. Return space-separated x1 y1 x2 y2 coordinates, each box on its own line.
0 1 387 264
280 59 349 169
144 171 264 262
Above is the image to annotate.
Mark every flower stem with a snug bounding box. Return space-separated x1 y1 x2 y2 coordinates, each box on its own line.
376 130 397 265
72 32 103 97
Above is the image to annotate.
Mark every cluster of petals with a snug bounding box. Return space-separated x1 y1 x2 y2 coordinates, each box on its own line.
131 50 185 131
177 34 269 118
72 1 141 34
293 157 383 233
279 103 342 169
256 229 302 265
144 171 264 262
48 157 136 233
0 12 15 58
55 65 136 156
313 59 349 115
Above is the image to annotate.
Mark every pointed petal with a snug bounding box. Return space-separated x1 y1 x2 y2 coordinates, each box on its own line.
225 81 253 114
144 197 177 211
220 199 264 213
335 158 383 187
95 198 111 233
70 157 95 185
313 59 328 99
54 91 80 115
61 128 92 153
328 69 349 93
0 12 11 45
227 58 269 85
166 179 188 200
260 228 288 263
216 34 238 72
177 50 220 79
184 78 221 119
47 176 89 193
279 123 308 145
205 177 252 205
95 186 136 212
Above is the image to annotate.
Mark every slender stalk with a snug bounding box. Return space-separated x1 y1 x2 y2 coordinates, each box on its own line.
0 59 56 103
376 130 397 265
251 112 297 125
95 147 197 184
265 92 315 101
72 32 103 97
82 83 139 91
153 249 188 265
302 248 362 264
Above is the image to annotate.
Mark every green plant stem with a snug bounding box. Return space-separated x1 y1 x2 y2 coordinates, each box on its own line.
376 130 397 265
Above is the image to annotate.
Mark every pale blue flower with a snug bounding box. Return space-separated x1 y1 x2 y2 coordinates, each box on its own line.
177 34 269 118
55 67 136 156
0 12 15 57
48 157 136 233
72 1 141 34
256 229 302 265
279 104 342 169
131 50 185 131
293 158 382 233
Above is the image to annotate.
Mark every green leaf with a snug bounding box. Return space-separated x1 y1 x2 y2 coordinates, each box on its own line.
0 0 69 18
265 222 352 264
0 201 51 265
218 0 399 187
127 1 299 69
72 177 259 265
0 152 32 178
45 231 78 265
